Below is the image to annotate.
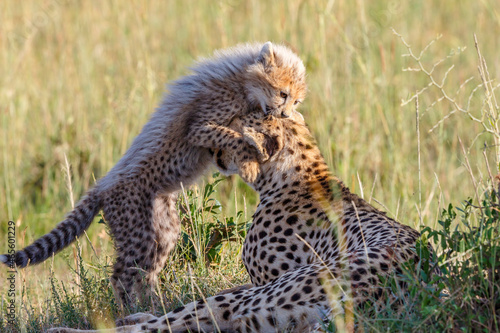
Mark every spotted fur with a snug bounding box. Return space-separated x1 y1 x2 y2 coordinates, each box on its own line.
48 111 436 332
1 42 307 306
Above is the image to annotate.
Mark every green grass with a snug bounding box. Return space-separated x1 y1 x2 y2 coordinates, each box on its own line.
1 0 499 331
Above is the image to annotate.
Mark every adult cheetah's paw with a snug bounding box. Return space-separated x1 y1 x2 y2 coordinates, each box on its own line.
116 312 157 327
46 328 84 333
216 283 254 295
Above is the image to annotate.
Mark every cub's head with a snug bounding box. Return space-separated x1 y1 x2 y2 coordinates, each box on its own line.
245 42 307 118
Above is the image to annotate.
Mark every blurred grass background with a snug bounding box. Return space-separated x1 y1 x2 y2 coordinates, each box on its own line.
0 0 499 325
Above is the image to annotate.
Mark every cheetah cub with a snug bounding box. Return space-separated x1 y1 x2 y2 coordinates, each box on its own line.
0 42 307 306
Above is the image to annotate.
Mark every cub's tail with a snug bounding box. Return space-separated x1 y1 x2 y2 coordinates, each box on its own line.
0 188 101 268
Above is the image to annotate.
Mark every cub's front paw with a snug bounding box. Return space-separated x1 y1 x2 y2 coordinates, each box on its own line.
238 160 260 183
242 128 269 163
254 146 269 164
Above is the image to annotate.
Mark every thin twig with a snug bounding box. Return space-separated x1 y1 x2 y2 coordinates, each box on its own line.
394 29 495 137
458 137 482 215
416 95 422 229
63 154 98 260
368 173 377 204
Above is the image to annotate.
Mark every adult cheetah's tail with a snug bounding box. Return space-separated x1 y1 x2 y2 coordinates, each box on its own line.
0 189 101 268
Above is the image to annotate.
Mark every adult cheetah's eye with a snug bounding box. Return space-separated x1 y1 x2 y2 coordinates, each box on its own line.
280 91 288 99
294 100 301 105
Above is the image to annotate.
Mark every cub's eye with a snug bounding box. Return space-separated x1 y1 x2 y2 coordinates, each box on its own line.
280 91 288 99
294 100 301 105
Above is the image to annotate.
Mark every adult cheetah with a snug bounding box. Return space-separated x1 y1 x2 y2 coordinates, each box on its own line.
1 42 307 306
48 111 436 332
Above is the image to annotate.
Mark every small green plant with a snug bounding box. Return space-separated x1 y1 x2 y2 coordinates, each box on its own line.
422 188 499 331
354 187 500 332
47 241 118 330
177 173 250 265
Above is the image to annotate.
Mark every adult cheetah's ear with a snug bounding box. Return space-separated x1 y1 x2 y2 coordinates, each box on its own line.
258 42 275 68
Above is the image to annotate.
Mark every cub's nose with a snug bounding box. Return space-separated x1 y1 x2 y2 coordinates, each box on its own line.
281 110 290 118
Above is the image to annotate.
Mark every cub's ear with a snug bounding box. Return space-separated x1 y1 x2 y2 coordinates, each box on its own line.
258 42 275 68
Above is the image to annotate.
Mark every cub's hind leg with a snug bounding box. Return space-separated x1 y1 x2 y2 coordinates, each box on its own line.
143 193 181 294
104 187 180 307
104 185 155 307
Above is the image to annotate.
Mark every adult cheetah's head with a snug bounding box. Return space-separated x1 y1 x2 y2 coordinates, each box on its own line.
245 42 307 119
213 111 306 182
